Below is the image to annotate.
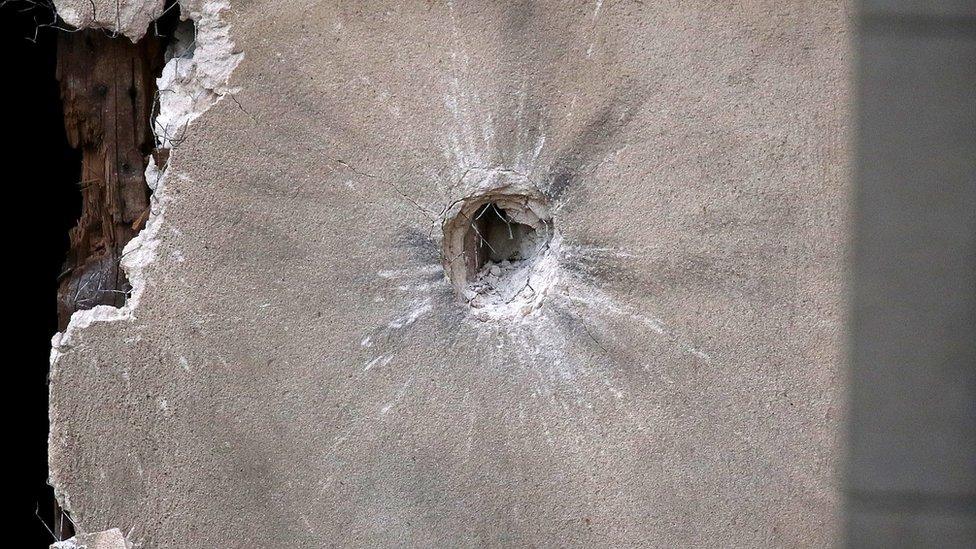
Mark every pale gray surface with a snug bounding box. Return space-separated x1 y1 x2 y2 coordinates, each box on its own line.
847 1 976 546
49 1 850 547
51 528 131 549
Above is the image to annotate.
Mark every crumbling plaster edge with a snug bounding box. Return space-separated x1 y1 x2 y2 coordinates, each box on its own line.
47 0 242 523
51 527 132 549
53 0 167 42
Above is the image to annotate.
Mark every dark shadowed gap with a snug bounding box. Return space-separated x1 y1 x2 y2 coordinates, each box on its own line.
55 1 180 330
2 1 82 544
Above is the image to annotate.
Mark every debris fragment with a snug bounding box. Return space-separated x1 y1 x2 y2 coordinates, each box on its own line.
50 528 131 549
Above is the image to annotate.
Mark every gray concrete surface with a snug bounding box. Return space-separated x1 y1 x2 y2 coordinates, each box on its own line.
847 1 976 546
49 1 850 546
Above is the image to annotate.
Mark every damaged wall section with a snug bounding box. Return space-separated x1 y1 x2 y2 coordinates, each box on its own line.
45 0 847 547
47 2 180 541
48 0 242 542
55 24 172 329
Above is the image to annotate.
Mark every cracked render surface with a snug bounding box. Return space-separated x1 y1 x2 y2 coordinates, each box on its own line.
49 1 850 547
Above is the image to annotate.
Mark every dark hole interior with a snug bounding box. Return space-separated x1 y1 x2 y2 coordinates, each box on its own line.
465 202 537 276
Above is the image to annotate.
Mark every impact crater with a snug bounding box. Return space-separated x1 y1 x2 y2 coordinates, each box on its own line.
442 188 559 320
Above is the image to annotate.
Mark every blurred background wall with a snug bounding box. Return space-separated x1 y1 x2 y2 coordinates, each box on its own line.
848 1 976 545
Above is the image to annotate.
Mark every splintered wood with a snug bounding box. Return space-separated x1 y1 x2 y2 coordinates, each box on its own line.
56 29 165 330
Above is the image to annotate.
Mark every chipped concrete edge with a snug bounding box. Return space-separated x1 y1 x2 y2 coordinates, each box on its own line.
53 0 166 42
51 528 132 549
47 0 242 524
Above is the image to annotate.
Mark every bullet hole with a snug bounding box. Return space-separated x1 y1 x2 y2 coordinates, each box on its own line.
470 202 544 270
442 190 560 320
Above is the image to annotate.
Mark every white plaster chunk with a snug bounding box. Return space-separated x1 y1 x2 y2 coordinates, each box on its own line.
153 0 243 150
51 528 131 549
53 0 165 41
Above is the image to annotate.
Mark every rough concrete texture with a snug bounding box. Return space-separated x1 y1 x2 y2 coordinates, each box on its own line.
51 528 131 549
49 1 849 546
53 0 166 41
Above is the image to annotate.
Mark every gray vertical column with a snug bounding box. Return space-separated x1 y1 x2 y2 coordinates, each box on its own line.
848 1 976 546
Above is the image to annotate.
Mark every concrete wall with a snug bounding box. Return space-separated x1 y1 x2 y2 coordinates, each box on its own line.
49 1 850 546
